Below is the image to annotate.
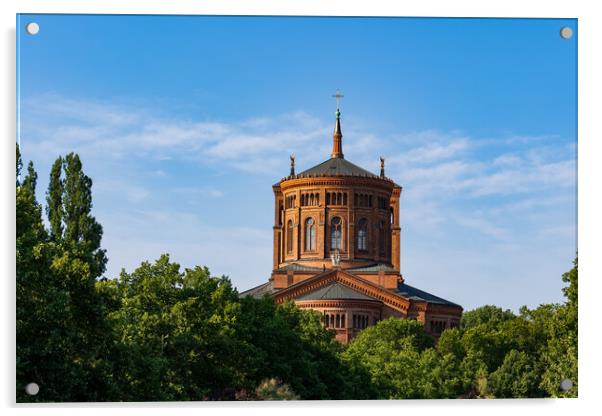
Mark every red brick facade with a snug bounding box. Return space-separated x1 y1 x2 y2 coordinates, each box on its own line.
243 107 462 342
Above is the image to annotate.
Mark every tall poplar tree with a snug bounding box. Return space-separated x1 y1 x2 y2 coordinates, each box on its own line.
46 157 63 241
62 153 107 277
18 149 114 402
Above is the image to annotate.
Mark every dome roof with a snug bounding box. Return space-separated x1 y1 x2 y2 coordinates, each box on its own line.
274 106 400 187
298 157 380 179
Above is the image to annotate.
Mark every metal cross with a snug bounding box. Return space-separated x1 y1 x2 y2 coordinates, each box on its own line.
332 89 344 109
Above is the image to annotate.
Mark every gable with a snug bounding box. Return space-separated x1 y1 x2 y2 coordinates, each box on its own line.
296 282 375 301
273 269 411 313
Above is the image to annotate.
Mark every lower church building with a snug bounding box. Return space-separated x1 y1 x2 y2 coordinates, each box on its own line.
241 103 462 343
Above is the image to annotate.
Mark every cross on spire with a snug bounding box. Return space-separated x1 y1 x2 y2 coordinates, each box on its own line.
332 89 344 113
331 90 344 159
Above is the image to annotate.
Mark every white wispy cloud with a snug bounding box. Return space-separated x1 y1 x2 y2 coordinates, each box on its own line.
22 93 334 175
172 187 225 198
20 93 576 307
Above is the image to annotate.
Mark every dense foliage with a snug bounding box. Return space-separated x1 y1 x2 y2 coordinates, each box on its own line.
16 147 577 401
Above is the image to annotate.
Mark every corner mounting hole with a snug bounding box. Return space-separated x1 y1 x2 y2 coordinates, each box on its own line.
560 378 573 392
560 27 573 39
25 382 39 395
26 22 40 35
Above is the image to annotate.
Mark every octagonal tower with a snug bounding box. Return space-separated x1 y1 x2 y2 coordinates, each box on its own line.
242 102 462 343
271 108 402 277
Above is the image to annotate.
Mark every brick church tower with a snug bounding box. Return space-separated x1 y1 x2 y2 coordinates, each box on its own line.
242 96 462 343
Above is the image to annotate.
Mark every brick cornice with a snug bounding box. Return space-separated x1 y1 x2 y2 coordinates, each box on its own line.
426 303 464 315
295 299 383 310
279 176 394 193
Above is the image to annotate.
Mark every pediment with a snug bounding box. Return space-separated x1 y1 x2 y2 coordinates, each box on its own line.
296 281 375 301
273 269 410 312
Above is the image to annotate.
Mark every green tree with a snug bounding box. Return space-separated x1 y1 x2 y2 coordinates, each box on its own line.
103 255 243 401
21 161 38 196
17 149 114 402
342 319 435 399
62 153 107 277
46 156 63 241
254 378 299 400
489 350 542 398
539 257 578 397
16 143 22 186
236 297 372 400
461 305 515 330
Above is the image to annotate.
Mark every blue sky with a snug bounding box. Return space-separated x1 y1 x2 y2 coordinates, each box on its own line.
17 14 577 311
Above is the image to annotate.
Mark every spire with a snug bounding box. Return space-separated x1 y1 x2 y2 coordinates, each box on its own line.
290 154 295 176
380 157 385 178
331 90 344 159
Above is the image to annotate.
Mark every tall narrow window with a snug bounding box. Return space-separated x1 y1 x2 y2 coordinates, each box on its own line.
379 220 385 255
331 217 342 250
326 192 331 205
286 220 293 253
305 217 316 251
358 218 368 251
278 203 283 225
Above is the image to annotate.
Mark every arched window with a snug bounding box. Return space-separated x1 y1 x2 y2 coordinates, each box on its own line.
316 194 320 206
326 192 331 205
358 218 368 251
343 193 347 206
331 217 342 250
310 193 314 206
278 202 283 225
379 220 385 255
341 314 346 328
324 314 329 328
305 217 316 251
286 220 293 253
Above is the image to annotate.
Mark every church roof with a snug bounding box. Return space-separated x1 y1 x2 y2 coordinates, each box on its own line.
239 281 277 299
240 272 461 309
273 105 400 187
296 282 376 301
347 263 397 272
297 157 381 179
394 282 461 307
275 263 325 273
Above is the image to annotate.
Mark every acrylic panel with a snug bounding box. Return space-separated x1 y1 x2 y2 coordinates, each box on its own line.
16 14 577 402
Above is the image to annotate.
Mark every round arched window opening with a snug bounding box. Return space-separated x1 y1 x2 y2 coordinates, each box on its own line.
358 218 368 251
286 220 294 253
331 217 342 250
305 217 316 251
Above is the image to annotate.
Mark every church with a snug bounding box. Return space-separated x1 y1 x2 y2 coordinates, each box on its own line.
241 97 462 343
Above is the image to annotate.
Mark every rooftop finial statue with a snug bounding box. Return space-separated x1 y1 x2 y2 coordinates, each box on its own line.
290 154 295 176
330 249 341 267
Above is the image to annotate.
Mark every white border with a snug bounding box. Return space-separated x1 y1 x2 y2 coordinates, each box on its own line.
2 1 600 415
